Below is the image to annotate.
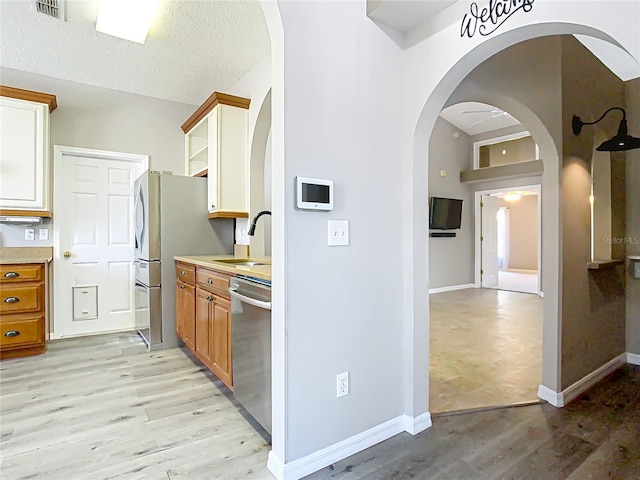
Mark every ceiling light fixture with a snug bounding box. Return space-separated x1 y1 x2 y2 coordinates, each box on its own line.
96 0 160 44
572 107 640 152
504 192 522 202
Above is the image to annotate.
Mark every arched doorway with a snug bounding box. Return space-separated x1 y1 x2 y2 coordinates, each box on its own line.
407 23 639 425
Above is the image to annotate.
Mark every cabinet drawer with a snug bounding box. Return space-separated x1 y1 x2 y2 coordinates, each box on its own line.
0 316 44 349
0 284 44 314
176 263 196 285
0 264 44 283
196 268 231 298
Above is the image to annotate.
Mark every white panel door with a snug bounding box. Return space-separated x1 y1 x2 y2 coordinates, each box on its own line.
54 147 147 338
481 195 500 288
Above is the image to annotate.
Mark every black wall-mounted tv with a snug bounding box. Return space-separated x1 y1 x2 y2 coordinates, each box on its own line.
429 197 463 230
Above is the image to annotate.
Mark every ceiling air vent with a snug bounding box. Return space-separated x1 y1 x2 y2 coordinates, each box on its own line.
33 0 65 21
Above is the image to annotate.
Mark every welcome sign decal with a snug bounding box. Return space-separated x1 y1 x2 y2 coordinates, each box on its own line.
461 0 535 38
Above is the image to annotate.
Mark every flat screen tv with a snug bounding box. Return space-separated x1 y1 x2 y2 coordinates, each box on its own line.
429 197 463 230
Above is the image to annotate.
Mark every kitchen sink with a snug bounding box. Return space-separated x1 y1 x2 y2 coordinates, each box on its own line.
214 258 269 267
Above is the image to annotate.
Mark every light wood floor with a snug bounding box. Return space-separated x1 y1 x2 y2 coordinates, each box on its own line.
0 332 274 480
430 288 543 413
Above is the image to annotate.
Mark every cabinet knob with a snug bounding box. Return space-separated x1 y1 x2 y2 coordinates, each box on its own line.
181 270 186 275
3 297 19 303
3 272 19 278
4 330 20 337
179 285 185 290
207 278 213 284
64 251 72 259
207 296 212 301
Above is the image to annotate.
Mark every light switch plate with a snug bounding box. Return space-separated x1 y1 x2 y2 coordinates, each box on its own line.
39 228 49 240
328 220 349 246
24 228 35 241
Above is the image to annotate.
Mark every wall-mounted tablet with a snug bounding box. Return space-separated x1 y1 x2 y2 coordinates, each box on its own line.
296 176 333 210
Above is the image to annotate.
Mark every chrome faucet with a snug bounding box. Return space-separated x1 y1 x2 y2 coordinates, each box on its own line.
248 210 271 236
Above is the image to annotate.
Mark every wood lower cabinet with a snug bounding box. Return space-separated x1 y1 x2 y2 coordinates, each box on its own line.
176 280 195 351
210 296 232 387
175 261 233 389
0 263 48 359
195 287 214 367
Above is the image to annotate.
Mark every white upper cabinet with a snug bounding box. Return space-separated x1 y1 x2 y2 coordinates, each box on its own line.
182 92 250 219
0 87 57 216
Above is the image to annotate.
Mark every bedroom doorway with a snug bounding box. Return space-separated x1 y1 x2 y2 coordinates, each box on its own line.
476 185 542 296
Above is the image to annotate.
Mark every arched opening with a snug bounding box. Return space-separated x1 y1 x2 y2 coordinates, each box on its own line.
409 24 638 421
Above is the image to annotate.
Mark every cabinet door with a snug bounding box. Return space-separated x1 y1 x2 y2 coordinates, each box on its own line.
195 287 213 368
211 295 232 388
0 97 49 211
176 281 195 351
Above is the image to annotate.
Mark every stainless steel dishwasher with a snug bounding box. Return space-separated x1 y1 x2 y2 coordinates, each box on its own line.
228 276 272 435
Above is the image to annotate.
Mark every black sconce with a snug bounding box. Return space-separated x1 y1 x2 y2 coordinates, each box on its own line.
572 107 640 152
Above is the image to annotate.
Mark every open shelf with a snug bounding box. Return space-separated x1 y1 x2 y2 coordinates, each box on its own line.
587 259 625 270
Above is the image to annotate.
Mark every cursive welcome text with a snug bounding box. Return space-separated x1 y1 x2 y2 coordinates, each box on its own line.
461 0 535 38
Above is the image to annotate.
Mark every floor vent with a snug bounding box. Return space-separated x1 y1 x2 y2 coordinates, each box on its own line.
33 0 65 21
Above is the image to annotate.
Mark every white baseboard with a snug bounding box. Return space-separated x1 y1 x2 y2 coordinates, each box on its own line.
537 384 562 407
403 412 432 435
268 415 406 480
627 352 640 366
538 353 627 407
429 283 476 294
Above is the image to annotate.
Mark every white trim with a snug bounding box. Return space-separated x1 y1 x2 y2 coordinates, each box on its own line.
52 145 148 340
474 184 541 291
627 353 640 366
428 283 476 294
268 415 406 480
537 384 562 407
538 353 627 407
403 412 432 435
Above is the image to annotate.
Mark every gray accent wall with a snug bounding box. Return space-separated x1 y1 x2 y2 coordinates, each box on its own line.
626 78 640 356
428 118 474 288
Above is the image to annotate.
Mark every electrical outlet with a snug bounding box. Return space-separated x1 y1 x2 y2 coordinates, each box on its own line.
336 372 349 398
328 220 349 246
24 228 35 241
39 228 49 240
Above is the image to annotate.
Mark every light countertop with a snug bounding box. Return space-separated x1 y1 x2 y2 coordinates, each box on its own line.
174 255 271 281
0 247 53 264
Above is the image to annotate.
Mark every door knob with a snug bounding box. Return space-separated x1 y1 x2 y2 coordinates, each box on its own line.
64 251 72 259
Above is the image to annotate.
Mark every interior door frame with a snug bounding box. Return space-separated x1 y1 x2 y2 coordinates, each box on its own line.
52 145 149 339
474 183 542 296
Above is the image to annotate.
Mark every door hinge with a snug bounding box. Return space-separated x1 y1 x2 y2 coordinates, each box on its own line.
480 202 484 208
480 269 484 275
481 236 484 241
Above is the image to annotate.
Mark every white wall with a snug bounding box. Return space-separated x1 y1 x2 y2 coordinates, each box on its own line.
428 117 474 288
0 68 196 247
277 0 405 462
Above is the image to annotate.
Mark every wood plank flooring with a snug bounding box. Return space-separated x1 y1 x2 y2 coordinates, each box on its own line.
430 288 542 412
0 332 273 480
304 364 640 480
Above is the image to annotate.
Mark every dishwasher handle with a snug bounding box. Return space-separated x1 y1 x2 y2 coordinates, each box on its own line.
228 286 272 311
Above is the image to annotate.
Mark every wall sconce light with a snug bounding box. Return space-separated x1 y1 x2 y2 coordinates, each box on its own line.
572 107 640 152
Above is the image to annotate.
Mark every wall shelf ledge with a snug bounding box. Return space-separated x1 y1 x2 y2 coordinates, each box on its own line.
587 259 625 270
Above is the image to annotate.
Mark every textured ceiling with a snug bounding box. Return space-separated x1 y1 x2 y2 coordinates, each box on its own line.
0 0 270 106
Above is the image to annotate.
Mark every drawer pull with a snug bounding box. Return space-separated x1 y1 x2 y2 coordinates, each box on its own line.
4 330 20 337
207 278 213 284
4 297 19 303
4 272 19 278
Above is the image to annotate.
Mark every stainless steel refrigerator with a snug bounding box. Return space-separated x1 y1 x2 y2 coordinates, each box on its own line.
133 171 233 350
